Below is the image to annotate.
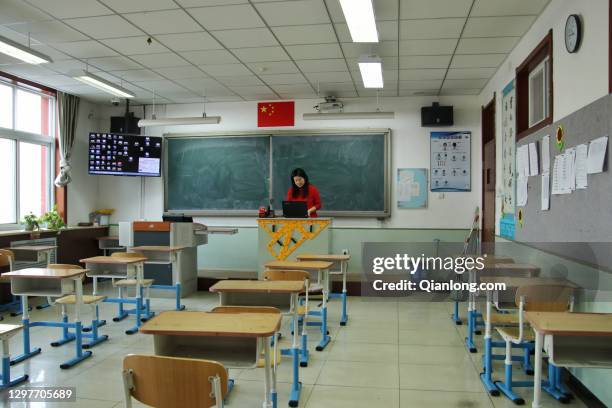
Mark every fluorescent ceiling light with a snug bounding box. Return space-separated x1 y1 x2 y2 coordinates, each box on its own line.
73 71 135 98
138 115 221 127
303 111 394 120
358 55 383 88
339 0 378 43
0 35 52 64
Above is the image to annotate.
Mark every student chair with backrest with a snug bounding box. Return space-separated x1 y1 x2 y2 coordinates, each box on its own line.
110 252 154 320
122 354 227 408
0 249 23 318
495 284 575 405
48 264 108 348
263 269 311 367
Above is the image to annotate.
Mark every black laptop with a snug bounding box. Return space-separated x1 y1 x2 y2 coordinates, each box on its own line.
282 201 308 218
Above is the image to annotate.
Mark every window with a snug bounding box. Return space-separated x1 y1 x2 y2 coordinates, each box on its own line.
528 58 550 127
516 30 553 140
0 78 55 228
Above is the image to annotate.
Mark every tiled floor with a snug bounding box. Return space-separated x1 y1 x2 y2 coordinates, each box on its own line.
0 286 589 407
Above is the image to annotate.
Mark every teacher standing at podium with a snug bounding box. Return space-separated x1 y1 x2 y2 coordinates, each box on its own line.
285 168 322 217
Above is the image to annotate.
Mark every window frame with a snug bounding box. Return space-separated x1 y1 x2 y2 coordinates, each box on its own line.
516 30 553 141
528 57 550 127
0 78 55 230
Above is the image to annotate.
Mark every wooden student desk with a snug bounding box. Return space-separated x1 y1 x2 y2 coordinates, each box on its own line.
527 311 612 408
3 268 92 369
80 255 150 334
95 236 121 256
129 245 188 311
9 245 57 264
296 254 351 326
265 260 334 353
477 276 578 396
140 311 281 408
210 279 305 407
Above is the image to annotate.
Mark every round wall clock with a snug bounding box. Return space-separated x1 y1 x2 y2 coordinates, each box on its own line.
565 14 582 53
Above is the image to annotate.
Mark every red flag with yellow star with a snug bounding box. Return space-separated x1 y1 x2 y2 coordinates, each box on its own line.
257 101 294 127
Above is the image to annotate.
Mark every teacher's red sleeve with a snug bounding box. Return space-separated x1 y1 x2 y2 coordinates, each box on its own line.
311 185 322 210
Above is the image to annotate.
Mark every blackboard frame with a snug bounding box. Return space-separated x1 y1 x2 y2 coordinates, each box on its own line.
163 128 391 217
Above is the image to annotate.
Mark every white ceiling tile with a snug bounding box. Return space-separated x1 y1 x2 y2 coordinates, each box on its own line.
399 18 464 39
177 0 247 6
347 57 398 70
440 88 481 95
445 67 496 80
272 24 337 46
99 0 178 13
471 0 550 17
232 46 289 62
155 32 222 52
8 21 88 43
188 5 264 30
296 59 347 73
213 28 278 48
30 44 71 61
44 59 85 74
286 44 342 60
255 0 330 26
442 78 488 89
464 16 537 38
400 0 472 19
175 77 225 89
108 69 164 82
399 55 451 69
37 74 82 87
0 55 23 66
206 95 244 102
1 63 53 78
181 50 239 65
456 37 520 54
279 92 316 99
154 65 206 79
273 83 314 93
450 53 506 68
358 87 398 97
216 75 264 86
328 90 357 98
25 0 112 19
201 64 252 77
341 41 398 58
399 69 446 80
230 85 272 94
0 0 52 25
336 21 398 42
123 10 202 34
130 52 188 68
260 73 307 85
247 61 299 75
101 36 169 55
327 0 399 22
399 89 438 96
53 41 117 58
318 81 356 92
88 56 142 71
399 39 456 55
305 71 353 83
130 80 188 93
64 15 144 39
399 79 443 89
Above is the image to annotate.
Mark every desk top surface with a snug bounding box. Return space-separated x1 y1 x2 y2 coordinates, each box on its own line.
129 246 187 252
3 267 87 279
265 260 334 270
10 245 57 252
297 253 350 262
80 256 147 264
210 280 305 294
525 312 612 336
0 324 22 336
479 276 578 288
140 311 281 337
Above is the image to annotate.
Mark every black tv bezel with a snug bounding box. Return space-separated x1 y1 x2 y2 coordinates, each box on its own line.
87 132 163 177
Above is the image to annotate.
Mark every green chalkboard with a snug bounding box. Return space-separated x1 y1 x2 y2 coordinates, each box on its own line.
272 133 387 213
166 136 270 211
164 130 390 216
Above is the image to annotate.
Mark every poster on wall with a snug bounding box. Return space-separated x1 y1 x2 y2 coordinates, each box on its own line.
500 80 516 239
430 131 471 192
397 168 428 208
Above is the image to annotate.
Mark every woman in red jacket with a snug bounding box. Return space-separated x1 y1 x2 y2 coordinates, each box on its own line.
285 168 322 217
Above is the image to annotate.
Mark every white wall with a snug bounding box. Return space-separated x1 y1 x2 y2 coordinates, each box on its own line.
92 95 482 229
65 98 101 225
478 0 609 232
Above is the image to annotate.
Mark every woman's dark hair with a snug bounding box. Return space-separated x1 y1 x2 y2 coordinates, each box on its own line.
290 168 310 198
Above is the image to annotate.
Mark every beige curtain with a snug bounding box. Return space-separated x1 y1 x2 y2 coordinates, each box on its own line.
54 92 80 187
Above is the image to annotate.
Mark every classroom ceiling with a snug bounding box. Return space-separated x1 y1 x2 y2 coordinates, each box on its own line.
0 0 551 105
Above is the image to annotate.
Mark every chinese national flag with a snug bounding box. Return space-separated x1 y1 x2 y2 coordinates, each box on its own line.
257 101 294 127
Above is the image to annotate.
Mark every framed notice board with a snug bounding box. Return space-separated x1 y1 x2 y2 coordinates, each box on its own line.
430 131 471 192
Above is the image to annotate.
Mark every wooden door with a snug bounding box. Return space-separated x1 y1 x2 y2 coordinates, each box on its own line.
481 95 496 250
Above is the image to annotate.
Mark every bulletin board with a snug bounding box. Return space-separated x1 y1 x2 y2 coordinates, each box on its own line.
430 131 471 192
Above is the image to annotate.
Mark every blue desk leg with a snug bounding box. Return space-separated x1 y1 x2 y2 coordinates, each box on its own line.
465 309 477 353
175 283 185 311
113 287 129 322
83 305 107 332
451 300 462 325
10 297 41 366
126 296 143 335
60 321 92 369
289 294 301 407
339 290 348 326
1 353 28 389
139 287 155 322
315 276 331 351
51 313 76 347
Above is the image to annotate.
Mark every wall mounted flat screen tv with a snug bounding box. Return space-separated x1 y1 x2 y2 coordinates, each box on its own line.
88 132 162 177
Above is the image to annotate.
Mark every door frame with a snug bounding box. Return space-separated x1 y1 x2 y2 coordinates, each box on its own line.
481 93 496 247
